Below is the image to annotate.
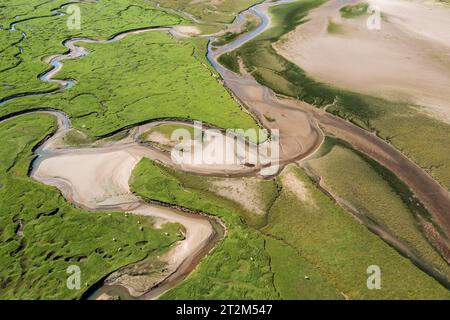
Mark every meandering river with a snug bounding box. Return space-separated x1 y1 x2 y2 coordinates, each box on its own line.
1 0 450 298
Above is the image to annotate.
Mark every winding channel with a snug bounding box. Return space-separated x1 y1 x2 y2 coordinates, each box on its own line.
1 0 450 298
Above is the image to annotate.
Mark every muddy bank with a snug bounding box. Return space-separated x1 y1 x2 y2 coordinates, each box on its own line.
275 0 450 122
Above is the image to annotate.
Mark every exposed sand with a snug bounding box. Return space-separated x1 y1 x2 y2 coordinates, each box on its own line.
33 143 215 297
281 169 315 206
275 0 450 122
14 0 450 297
173 25 201 36
212 178 267 215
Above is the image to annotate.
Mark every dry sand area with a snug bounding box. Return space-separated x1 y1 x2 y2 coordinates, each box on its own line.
32 140 214 297
275 0 450 122
219 68 323 167
211 178 267 215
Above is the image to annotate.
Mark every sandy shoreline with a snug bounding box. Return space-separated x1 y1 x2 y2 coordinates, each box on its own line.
2 0 450 299
275 0 450 122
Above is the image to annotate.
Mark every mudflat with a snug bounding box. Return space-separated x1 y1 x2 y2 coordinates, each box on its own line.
275 0 450 122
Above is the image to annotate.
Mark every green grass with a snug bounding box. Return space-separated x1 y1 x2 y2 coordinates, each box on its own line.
0 29 23 73
0 0 69 27
59 129 93 147
130 158 450 299
130 158 345 299
305 138 450 282
130 158 279 299
0 1 187 102
3 31 259 137
264 0 327 40
372 109 450 190
142 123 198 143
162 231 277 299
0 114 182 299
263 165 450 299
340 2 369 19
212 13 260 46
131 158 275 228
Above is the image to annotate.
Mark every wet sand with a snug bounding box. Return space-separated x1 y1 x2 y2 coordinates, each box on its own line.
275 0 450 122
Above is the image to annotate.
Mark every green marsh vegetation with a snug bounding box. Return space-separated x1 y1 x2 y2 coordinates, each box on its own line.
59 128 131 148
130 158 450 299
264 237 341 299
0 0 186 102
2 0 449 300
219 0 450 190
0 0 69 27
0 29 23 73
339 2 369 18
212 13 260 46
218 51 241 74
142 124 198 142
0 114 182 299
140 123 199 151
3 30 259 138
327 19 345 34
59 129 94 147
304 137 450 282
